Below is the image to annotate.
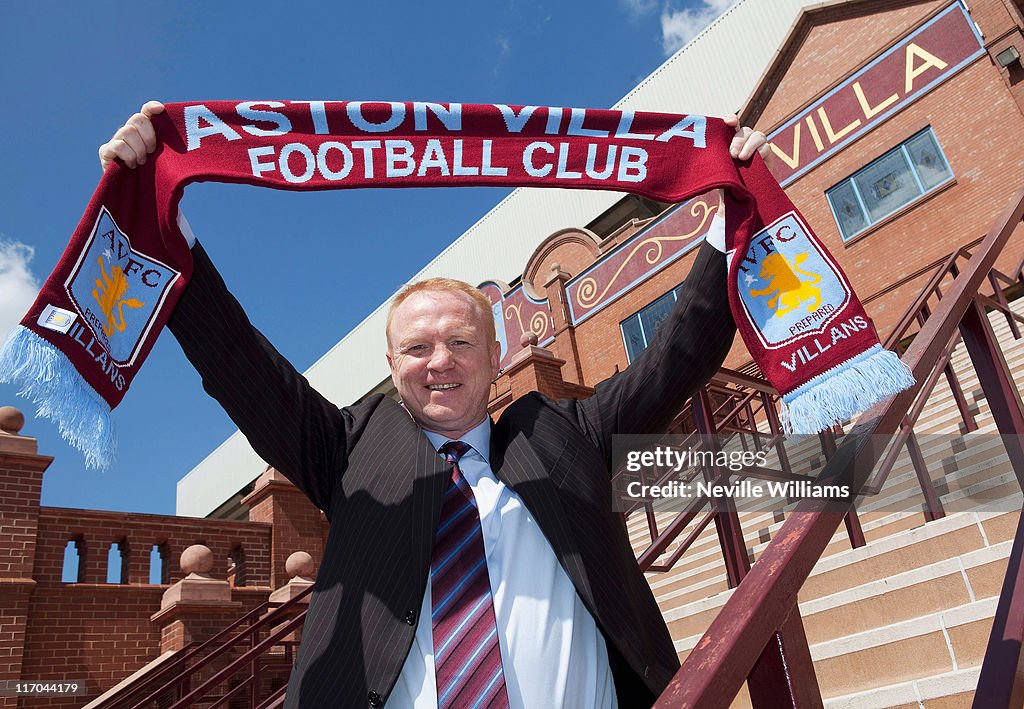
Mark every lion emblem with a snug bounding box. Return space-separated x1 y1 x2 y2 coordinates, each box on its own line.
749 251 821 318
92 256 146 337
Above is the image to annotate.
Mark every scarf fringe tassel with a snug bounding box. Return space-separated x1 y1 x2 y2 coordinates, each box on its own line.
0 325 114 469
780 344 914 435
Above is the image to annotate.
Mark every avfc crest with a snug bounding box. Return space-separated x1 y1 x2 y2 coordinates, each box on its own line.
733 212 851 349
65 207 180 366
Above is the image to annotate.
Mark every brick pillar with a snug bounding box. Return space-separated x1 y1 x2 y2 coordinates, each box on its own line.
126 538 151 585
150 545 241 652
0 406 52 708
265 551 315 656
542 263 585 385
243 469 326 589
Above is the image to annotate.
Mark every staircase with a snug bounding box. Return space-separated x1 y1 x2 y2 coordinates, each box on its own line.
630 296 1024 707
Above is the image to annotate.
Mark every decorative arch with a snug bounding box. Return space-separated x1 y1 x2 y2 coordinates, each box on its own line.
520 227 601 301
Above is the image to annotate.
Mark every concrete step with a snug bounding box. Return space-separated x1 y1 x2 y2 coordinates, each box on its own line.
646 491 1009 620
640 426 1016 592
655 294 1024 706
823 666 980 709
663 519 1012 648
676 595 997 702
628 400 1009 549
799 539 1010 646
798 511 990 603
645 450 1016 613
809 596 995 699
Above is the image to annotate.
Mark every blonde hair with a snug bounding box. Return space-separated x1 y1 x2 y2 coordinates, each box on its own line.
386 278 496 350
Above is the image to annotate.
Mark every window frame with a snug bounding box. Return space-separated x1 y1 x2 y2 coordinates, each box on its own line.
826 127 954 243
619 283 683 364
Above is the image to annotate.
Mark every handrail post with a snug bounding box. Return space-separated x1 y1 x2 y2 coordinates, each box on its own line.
638 463 659 541
989 270 1022 339
744 400 761 450
961 293 1024 705
763 392 792 475
922 305 978 432
959 297 1024 473
904 424 945 521
746 608 823 709
943 358 978 432
696 390 822 708
820 430 866 548
251 619 259 709
694 389 749 587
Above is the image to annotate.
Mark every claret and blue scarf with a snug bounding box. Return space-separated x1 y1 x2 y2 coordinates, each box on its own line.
0 101 913 468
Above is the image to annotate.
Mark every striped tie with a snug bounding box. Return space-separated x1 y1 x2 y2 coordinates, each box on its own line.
430 441 509 709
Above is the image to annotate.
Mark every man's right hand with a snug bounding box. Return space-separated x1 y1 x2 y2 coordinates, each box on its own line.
98 101 165 171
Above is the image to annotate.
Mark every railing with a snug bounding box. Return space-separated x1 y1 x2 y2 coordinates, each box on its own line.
624 193 1024 587
33 507 272 587
98 583 312 708
654 188 1024 707
619 368 865 580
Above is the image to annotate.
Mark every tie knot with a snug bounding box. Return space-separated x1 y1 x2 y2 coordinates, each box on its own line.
440 440 471 464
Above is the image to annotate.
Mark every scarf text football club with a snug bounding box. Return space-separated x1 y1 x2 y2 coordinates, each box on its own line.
0 101 914 467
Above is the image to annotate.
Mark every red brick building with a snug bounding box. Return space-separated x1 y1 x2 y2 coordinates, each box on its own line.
2 0 1023 705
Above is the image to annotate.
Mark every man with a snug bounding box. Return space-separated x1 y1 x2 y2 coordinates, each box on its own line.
101 103 766 708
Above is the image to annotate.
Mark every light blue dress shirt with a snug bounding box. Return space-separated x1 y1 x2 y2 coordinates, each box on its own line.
387 418 618 709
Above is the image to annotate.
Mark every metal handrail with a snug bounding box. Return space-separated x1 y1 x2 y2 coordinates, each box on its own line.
863 236 984 307
882 248 963 349
655 187 1024 707
617 380 769 519
863 329 962 495
92 642 199 709
101 592 284 709
627 379 822 573
167 608 309 709
255 684 288 709
118 583 313 708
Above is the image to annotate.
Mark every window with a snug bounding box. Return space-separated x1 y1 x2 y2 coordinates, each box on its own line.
620 282 685 363
827 128 953 241
62 538 84 583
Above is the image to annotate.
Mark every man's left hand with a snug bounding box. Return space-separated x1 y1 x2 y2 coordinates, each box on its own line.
724 114 768 161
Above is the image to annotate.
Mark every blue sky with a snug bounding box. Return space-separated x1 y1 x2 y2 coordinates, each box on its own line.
0 0 734 515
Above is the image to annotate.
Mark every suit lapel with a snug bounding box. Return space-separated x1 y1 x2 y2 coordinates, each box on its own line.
489 420 596 612
378 400 451 571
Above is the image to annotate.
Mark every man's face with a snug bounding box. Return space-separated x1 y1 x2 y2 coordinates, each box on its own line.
386 290 500 438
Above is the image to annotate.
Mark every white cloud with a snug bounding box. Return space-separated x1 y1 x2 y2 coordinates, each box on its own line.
619 0 659 19
661 0 735 55
0 241 40 344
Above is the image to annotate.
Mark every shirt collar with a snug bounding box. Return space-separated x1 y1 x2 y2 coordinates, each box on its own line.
423 417 491 463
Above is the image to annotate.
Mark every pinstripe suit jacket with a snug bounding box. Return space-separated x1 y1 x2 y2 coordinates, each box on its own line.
168 240 734 709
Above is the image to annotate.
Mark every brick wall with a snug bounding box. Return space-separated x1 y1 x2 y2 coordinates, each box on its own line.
244 471 329 588
756 1 945 131
502 0 1024 385
31 507 272 587
0 424 279 709
0 427 51 709
19 585 164 707
17 510 274 705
